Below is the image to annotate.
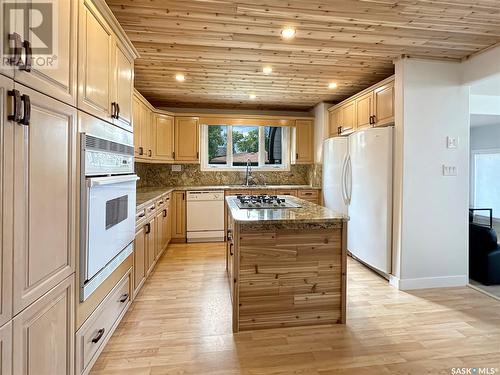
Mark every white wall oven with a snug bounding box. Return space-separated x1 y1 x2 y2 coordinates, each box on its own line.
80 131 138 301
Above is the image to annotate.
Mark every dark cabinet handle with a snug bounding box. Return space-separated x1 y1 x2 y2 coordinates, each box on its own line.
196 151 199 159
111 102 117 118
138 146 144 155
8 33 22 66
116 103 120 119
337 126 342 135
163 209 167 217
372 115 376 124
19 94 31 126
227 229 233 241
8 89 22 122
21 40 32 72
91 328 105 344
119 293 129 303
148 149 152 157
172 151 175 159
145 223 151 234
296 153 299 160
229 243 234 256
138 212 145 218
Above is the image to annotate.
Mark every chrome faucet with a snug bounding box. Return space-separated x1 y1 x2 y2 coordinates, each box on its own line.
245 159 255 186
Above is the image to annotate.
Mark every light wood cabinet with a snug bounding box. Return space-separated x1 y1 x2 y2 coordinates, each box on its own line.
355 91 374 129
12 83 76 315
374 81 395 126
171 191 187 242
295 119 314 164
13 275 74 375
0 3 15 79
340 101 356 134
329 107 343 137
328 77 394 137
276 189 298 197
298 189 320 205
0 321 12 375
154 113 175 162
155 210 165 260
133 225 146 298
132 96 142 157
112 41 134 130
78 0 136 126
145 217 156 276
0 76 14 328
174 117 199 162
14 0 78 106
78 0 114 122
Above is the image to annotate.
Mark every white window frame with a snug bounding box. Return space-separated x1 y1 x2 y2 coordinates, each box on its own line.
200 124 291 172
470 148 500 222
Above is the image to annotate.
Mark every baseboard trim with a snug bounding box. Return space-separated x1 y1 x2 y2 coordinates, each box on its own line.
389 274 467 290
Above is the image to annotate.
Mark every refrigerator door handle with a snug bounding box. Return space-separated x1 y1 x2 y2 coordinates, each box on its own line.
340 155 348 204
346 155 353 204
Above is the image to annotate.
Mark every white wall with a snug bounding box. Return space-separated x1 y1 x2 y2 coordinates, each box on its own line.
311 102 329 164
471 123 500 150
391 58 470 289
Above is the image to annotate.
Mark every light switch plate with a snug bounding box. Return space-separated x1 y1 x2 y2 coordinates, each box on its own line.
442 165 457 176
171 164 182 172
447 136 458 149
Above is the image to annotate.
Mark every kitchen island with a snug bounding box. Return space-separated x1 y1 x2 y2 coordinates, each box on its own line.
226 195 348 332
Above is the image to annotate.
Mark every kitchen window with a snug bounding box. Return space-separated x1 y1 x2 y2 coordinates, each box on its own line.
201 124 290 171
471 149 500 221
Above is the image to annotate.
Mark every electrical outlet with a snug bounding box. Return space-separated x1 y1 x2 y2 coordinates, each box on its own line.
442 165 457 176
171 164 182 172
447 136 458 149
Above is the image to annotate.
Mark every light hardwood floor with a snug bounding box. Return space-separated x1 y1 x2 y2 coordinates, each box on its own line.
91 243 500 375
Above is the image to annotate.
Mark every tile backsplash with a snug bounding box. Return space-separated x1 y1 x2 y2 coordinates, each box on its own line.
135 163 313 188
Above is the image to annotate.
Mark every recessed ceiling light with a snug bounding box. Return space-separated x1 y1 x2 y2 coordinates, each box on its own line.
281 27 296 40
175 73 185 82
328 82 338 89
249 94 257 100
263 66 273 75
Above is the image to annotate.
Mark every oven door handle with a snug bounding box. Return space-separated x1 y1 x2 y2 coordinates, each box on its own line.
87 175 139 187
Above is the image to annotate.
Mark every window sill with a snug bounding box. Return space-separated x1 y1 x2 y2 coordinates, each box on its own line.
201 165 290 172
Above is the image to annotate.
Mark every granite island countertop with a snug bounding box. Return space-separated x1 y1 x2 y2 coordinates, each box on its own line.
136 185 321 207
226 195 347 225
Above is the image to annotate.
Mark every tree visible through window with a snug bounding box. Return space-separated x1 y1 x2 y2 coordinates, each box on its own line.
203 124 288 170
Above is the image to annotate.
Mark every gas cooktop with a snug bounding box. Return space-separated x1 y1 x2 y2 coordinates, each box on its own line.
235 195 302 209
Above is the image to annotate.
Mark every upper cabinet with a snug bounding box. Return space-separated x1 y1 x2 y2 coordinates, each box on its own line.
174 117 200 162
133 92 154 160
328 76 395 137
78 0 137 130
154 113 175 162
1 0 78 105
373 81 395 127
112 41 134 130
295 119 314 164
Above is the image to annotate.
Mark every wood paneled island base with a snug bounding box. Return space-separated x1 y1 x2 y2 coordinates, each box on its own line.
226 196 348 332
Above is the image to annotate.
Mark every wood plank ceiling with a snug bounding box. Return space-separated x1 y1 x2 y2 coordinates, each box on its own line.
106 0 500 110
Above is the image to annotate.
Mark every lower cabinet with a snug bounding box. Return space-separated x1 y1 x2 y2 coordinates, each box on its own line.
133 225 146 298
171 191 186 242
298 189 320 205
75 271 131 375
13 275 75 375
145 216 156 277
0 321 12 375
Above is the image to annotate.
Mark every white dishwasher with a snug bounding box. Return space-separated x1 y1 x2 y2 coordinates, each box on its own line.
186 190 225 242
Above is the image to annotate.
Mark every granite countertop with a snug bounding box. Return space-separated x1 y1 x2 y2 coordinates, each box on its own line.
226 195 347 224
136 185 321 208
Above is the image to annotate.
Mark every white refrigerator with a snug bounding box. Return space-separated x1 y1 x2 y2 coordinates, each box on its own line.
323 127 393 275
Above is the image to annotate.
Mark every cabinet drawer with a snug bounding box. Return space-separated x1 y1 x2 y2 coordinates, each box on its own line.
276 189 298 197
136 208 146 223
298 190 319 199
76 270 131 375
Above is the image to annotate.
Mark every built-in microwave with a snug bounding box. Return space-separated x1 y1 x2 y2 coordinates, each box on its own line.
80 132 138 301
